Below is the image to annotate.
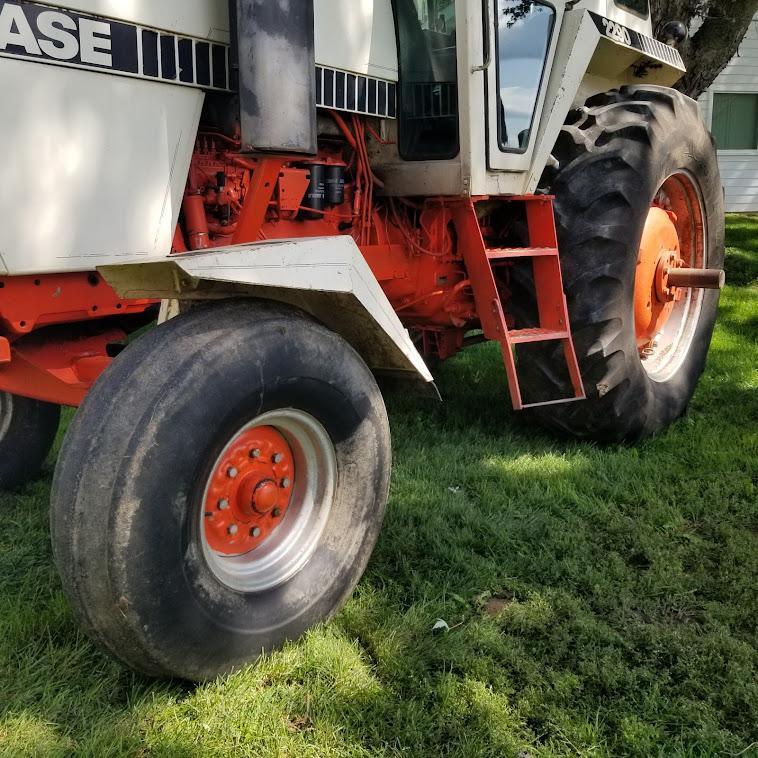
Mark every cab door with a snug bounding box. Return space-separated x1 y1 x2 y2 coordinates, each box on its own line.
485 0 564 171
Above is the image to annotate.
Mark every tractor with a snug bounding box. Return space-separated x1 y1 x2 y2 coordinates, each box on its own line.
0 0 725 680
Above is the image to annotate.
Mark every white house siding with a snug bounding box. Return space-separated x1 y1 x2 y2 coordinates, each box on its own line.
699 14 758 212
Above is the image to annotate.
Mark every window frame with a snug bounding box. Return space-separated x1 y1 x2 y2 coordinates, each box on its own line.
495 0 557 155
709 90 758 155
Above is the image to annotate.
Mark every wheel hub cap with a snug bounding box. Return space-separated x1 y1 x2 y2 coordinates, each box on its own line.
635 207 684 349
204 425 294 556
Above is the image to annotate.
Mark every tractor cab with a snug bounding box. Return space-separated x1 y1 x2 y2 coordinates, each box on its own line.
366 0 681 196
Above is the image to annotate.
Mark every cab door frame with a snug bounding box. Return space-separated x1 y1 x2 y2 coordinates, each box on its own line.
484 0 565 172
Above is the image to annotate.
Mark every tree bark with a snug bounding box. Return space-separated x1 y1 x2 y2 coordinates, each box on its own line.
651 0 758 98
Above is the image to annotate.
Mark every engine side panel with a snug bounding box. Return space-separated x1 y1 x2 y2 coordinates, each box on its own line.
0 57 203 275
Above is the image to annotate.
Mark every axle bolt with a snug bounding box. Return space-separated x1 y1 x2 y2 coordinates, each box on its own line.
227 467 238 479
281 478 291 489
250 448 261 459
218 499 230 511
272 453 284 464
227 524 239 536
272 508 282 518
250 527 261 538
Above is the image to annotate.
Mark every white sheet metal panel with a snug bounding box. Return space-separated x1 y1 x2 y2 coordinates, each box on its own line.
314 0 398 81
0 57 203 275
45 0 230 42
99 236 433 381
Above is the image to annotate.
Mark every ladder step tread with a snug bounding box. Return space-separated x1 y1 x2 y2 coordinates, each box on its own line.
486 247 559 260
521 395 586 410
508 328 570 344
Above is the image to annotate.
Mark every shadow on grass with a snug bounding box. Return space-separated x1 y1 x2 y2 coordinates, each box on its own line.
0 290 755 755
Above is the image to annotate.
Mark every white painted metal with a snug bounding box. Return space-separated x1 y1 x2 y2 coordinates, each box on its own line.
314 0 398 81
373 0 683 197
98 235 434 382
0 0 687 276
0 57 203 275
43 0 230 42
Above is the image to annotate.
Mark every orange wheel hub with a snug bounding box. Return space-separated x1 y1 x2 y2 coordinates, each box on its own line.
634 206 685 349
203 426 294 556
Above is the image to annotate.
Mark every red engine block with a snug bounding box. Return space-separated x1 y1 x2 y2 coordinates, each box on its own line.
180 123 480 359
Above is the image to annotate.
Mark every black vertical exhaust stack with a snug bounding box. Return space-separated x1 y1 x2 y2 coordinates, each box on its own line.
231 0 317 155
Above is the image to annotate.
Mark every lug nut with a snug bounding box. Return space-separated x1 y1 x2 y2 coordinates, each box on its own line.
272 508 282 518
281 478 291 489
227 467 238 479
272 453 284 464
227 524 239 535
218 499 230 510
250 448 261 459
250 527 261 538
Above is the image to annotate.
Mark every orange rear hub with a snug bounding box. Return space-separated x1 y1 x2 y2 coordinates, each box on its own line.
634 206 685 349
204 426 294 556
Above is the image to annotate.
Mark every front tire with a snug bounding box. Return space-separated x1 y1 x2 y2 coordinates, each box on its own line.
51 300 391 681
0 392 60 489
534 86 724 442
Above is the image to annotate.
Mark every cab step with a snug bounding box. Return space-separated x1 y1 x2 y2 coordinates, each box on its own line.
453 196 585 411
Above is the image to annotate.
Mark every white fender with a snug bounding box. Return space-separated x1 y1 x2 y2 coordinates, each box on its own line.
99 236 433 382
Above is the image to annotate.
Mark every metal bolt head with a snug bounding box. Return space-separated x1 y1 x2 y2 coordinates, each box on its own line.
280 478 291 489
227 524 239 535
227 467 239 479
218 499 230 511
250 527 262 538
272 453 284 464
250 448 261 459
272 508 282 518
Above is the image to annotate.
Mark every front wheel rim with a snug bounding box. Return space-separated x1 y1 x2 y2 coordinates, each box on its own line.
635 171 707 383
200 409 336 594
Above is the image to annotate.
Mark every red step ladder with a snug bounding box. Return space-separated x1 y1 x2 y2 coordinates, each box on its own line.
453 196 585 411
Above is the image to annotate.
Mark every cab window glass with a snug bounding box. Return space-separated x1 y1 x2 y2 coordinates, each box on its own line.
497 0 555 153
394 0 459 160
615 0 649 16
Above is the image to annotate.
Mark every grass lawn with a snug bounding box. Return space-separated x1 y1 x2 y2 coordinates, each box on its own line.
0 218 756 758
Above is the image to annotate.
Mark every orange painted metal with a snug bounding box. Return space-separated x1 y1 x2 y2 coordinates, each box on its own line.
452 196 584 410
176 120 585 410
232 157 289 245
634 207 681 348
0 272 154 338
277 168 311 213
0 328 126 405
204 426 294 556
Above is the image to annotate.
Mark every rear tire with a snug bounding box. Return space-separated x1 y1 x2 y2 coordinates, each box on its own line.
533 86 724 442
51 300 391 681
0 392 60 489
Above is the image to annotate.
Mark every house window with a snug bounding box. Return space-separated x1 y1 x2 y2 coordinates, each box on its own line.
712 93 758 150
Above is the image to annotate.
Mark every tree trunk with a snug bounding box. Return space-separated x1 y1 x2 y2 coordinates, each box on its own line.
651 0 758 98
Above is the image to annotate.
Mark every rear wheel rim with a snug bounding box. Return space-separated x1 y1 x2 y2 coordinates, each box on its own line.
635 171 707 383
200 409 336 594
